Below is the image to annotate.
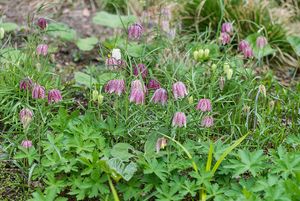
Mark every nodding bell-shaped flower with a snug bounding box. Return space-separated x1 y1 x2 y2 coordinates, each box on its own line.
105 57 119 70
221 22 233 34
172 112 187 128
19 108 33 128
48 89 62 104
128 23 143 40
220 32 231 45
37 17 47 30
105 80 125 96
238 40 250 52
21 140 33 148
151 88 168 105
226 68 233 80
129 80 147 105
258 84 267 97
36 44 48 56
20 77 33 91
112 48 121 60
147 79 161 90
172 81 188 100
219 76 225 90
243 47 254 58
256 36 268 49
196 99 212 112
133 64 148 79
201 116 214 128
156 137 167 153
32 84 45 99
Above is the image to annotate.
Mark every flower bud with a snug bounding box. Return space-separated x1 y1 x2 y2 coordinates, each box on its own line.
188 96 193 104
112 48 121 60
198 49 204 59
0 28 4 40
226 68 233 80
223 63 230 73
259 84 266 97
269 100 275 111
37 18 47 30
97 94 104 104
20 108 33 129
92 90 99 102
204 49 210 58
242 105 250 114
156 137 167 153
219 76 225 90
193 51 199 60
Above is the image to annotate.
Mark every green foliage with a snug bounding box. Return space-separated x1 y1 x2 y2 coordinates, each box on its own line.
0 22 18 32
93 11 136 28
76 37 98 51
47 23 77 41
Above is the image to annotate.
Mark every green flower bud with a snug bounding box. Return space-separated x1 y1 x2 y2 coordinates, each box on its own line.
98 94 104 104
223 62 230 73
198 49 204 59
204 49 210 58
92 90 99 102
226 68 233 80
193 51 199 60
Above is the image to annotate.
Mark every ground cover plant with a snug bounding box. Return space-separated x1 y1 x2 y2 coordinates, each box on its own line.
0 0 300 200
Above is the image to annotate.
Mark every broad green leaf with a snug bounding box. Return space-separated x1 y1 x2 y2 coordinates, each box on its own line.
111 143 134 161
92 11 136 28
126 43 144 57
76 37 98 51
287 36 300 56
0 22 18 32
107 158 137 181
47 23 76 41
74 71 97 88
97 72 117 86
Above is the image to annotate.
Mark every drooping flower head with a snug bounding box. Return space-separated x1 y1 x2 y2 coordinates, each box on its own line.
256 36 268 49
105 57 119 69
156 138 167 153
220 32 231 45
37 17 47 30
20 77 33 91
104 79 126 96
172 112 187 128
219 76 225 90
129 80 147 105
19 108 33 128
238 40 250 52
243 47 254 58
129 88 145 104
147 79 161 90
32 84 45 99
128 23 143 40
196 99 212 112
133 64 148 79
201 116 214 128
221 22 233 34
21 140 32 148
151 88 168 105
172 81 188 100
48 89 62 104
112 48 121 60
36 44 48 56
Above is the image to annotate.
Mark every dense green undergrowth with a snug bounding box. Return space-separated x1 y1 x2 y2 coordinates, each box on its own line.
0 1 300 201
